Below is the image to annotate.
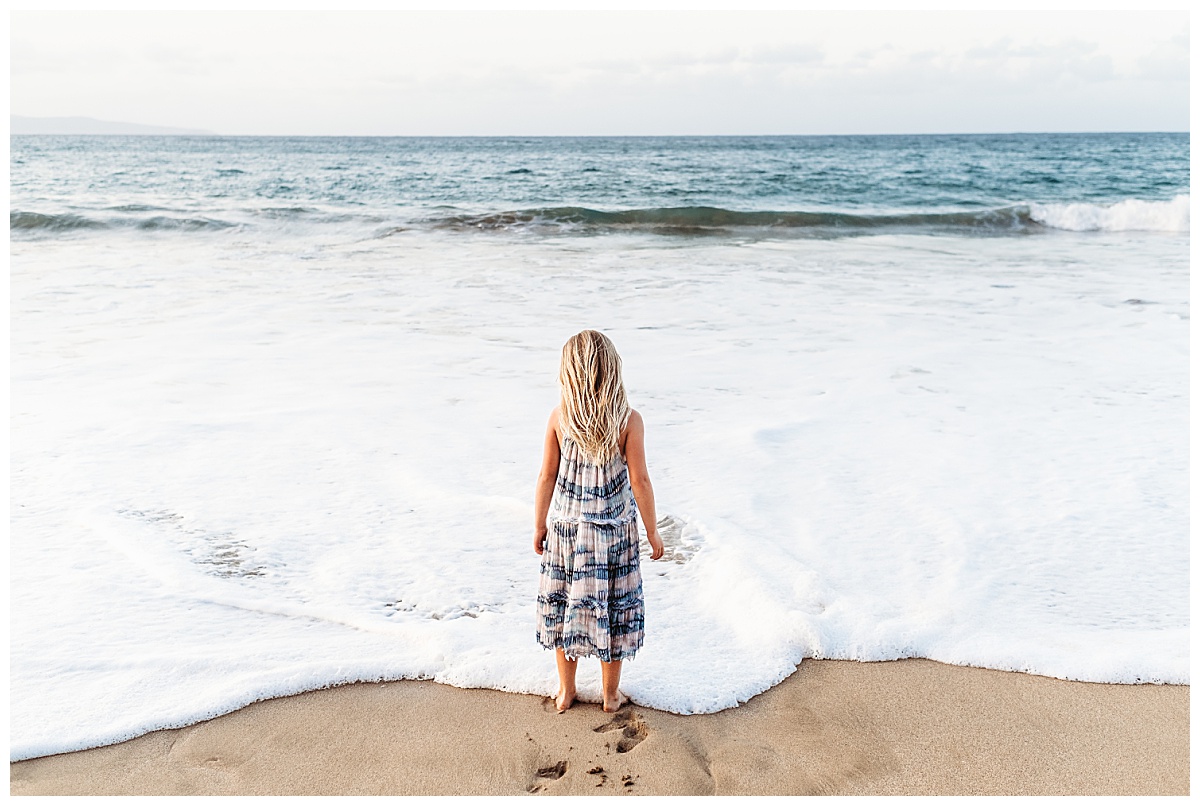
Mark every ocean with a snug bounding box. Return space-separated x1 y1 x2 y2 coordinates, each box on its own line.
9 133 1189 760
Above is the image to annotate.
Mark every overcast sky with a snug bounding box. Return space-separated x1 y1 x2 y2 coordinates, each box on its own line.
10 10 1190 136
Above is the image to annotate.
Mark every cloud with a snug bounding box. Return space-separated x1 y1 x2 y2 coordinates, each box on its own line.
9 10 1189 135
743 43 824 65
1134 34 1188 82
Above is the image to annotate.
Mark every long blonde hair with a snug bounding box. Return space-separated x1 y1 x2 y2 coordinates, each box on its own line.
559 330 630 464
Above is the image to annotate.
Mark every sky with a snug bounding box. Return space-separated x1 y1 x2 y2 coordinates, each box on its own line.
9 10 1191 136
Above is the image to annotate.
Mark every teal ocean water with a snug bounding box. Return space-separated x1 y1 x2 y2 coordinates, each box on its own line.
11 132 1189 236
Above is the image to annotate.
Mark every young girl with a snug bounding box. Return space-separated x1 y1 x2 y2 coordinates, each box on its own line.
533 330 665 714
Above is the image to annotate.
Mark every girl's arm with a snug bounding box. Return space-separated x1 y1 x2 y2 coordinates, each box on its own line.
533 407 561 555
623 410 664 560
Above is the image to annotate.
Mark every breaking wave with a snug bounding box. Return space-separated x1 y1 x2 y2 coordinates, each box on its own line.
13 196 1188 239
1029 195 1189 233
431 197 1190 235
11 211 109 231
11 210 238 233
430 205 1035 235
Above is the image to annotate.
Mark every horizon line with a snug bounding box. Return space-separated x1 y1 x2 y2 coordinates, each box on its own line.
9 130 1190 138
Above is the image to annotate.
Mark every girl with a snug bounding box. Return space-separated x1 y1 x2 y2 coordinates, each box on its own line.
533 330 665 714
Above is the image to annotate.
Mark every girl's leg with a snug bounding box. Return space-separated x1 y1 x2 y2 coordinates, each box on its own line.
600 660 626 712
554 648 578 712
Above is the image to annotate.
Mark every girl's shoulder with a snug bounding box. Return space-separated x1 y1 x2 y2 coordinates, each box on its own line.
619 408 642 453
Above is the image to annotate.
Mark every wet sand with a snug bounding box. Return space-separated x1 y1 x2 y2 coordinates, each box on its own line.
9 658 1188 796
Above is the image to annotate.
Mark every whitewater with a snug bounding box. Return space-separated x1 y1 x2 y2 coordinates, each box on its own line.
10 133 1189 761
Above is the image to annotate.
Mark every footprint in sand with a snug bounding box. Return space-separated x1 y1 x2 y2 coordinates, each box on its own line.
594 709 649 753
527 759 567 792
536 760 567 780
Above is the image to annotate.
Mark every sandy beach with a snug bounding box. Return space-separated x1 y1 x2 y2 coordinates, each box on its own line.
11 9 1191 798
10 658 1187 796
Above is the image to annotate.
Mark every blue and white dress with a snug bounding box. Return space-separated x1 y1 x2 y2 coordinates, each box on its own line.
536 433 645 662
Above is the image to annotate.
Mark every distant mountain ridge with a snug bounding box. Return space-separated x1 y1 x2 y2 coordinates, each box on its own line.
10 115 213 135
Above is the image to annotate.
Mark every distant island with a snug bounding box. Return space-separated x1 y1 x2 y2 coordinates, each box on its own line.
10 115 213 135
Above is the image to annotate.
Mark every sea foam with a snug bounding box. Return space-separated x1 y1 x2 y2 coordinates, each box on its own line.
10 226 1188 761
1029 194 1189 232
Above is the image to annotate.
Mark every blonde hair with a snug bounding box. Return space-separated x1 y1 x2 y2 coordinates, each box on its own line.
559 330 631 464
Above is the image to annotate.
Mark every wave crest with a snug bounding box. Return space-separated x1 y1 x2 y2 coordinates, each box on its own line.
433 199 1189 236
13 197 1189 239
11 211 107 231
11 210 237 233
430 205 1038 235
1029 195 1189 233
135 216 237 231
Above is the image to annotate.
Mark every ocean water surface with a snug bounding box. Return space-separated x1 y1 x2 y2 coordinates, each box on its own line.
10 133 1189 760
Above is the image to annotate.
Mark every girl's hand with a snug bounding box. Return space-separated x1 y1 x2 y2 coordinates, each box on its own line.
534 527 548 555
647 530 665 561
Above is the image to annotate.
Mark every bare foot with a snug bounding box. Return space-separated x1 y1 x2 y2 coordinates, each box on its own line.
555 687 576 713
602 691 628 713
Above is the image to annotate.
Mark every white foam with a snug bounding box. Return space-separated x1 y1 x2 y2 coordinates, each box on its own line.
10 228 1189 761
1029 194 1189 232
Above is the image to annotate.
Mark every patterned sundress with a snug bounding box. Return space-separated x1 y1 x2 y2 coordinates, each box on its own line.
536 431 645 662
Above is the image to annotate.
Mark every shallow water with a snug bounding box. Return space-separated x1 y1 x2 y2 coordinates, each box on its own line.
9 134 1189 760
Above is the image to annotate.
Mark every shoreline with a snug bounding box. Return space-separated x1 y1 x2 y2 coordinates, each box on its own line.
10 658 1189 796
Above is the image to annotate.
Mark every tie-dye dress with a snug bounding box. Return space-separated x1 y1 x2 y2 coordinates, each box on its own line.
536 434 645 662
